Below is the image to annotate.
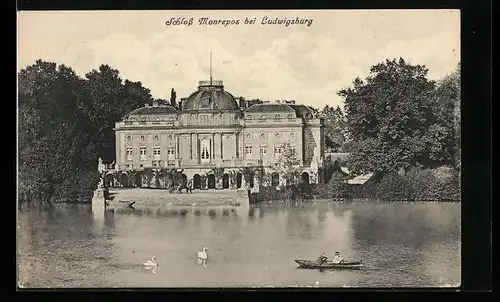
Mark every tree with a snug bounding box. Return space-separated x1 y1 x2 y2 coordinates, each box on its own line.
210 167 225 188
240 167 256 188
85 65 151 162
254 167 271 187
273 143 302 185
434 64 461 170
321 105 349 151
161 168 184 188
170 88 177 107
18 60 164 203
18 60 98 203
142 168 154 187
339 58 452 176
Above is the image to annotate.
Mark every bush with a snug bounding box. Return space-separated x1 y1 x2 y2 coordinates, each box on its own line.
405 167 439 200
377 172 412 201
434 169 461 201
376 167 461 202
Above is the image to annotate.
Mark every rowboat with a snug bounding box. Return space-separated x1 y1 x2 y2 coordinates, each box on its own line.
294 259 364 269
105 200 136 208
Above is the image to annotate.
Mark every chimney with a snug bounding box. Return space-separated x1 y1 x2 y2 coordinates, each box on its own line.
152 99 158 107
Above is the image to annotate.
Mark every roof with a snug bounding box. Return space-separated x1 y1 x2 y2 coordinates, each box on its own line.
244 104 296 114
127 105 178 116
182 84 239 111
288 104 314 117
347 173 374 185
244 103 317 119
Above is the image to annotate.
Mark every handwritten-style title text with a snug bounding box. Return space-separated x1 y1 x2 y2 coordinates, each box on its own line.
165 17 314 28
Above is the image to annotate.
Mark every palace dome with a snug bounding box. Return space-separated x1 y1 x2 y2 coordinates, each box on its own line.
182 80 239 111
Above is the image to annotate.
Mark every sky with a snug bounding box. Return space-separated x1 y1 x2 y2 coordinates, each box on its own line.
17 10 460 109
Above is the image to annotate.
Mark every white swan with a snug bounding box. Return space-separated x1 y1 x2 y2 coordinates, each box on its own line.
197 247 208 260
143 256 158 268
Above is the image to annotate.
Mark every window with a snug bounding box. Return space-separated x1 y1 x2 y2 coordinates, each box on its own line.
126 148 133 161
290 145 297 155
245 145 252 158
153 147 161 160
126 164 130 168
260 115 266 120
152 162 157 167
153 118 160 124
168 135 173 139
139 164 143 168
167 146 175 160
201 145 210 160
126 135 131 141
140 117 147 124
274 145 282 158
275 133 280 139
246 133 251 139
246 114 252 119
274 114 281 122
290 133 295 139
140 135 145 141
288 114 294 122
260 133 265 139
259 145 267 156
140 147 147 160
154 135 159 141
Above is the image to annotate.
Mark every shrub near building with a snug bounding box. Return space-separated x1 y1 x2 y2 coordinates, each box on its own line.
376 166 460 202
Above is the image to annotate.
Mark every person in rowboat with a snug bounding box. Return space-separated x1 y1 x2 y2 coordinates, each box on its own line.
316 253 328 265
332 251 344 264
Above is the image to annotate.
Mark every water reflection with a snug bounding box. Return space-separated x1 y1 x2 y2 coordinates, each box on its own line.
196 258 208 268
18 202 461 288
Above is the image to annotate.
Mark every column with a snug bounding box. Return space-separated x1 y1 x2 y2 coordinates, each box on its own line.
212 133 216 159
220 133 223 159
176 134 180 159
196 134 199 163
235 132 239 158
191 133 197 159
189 133 193 159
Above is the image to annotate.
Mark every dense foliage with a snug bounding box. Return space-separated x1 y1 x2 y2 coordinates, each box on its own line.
18 60 152 203
339 58 460 176
321 105 349 152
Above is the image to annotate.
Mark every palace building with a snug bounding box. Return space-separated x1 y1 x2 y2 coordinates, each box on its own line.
113 77 325 189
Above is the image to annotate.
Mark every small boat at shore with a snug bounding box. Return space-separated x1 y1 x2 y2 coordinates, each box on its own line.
105 200 135 208
294 259 364 269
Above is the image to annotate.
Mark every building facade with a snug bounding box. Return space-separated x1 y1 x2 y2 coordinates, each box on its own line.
114 79 325 189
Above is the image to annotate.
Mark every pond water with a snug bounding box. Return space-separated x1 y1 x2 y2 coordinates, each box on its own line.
17 202 461 288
